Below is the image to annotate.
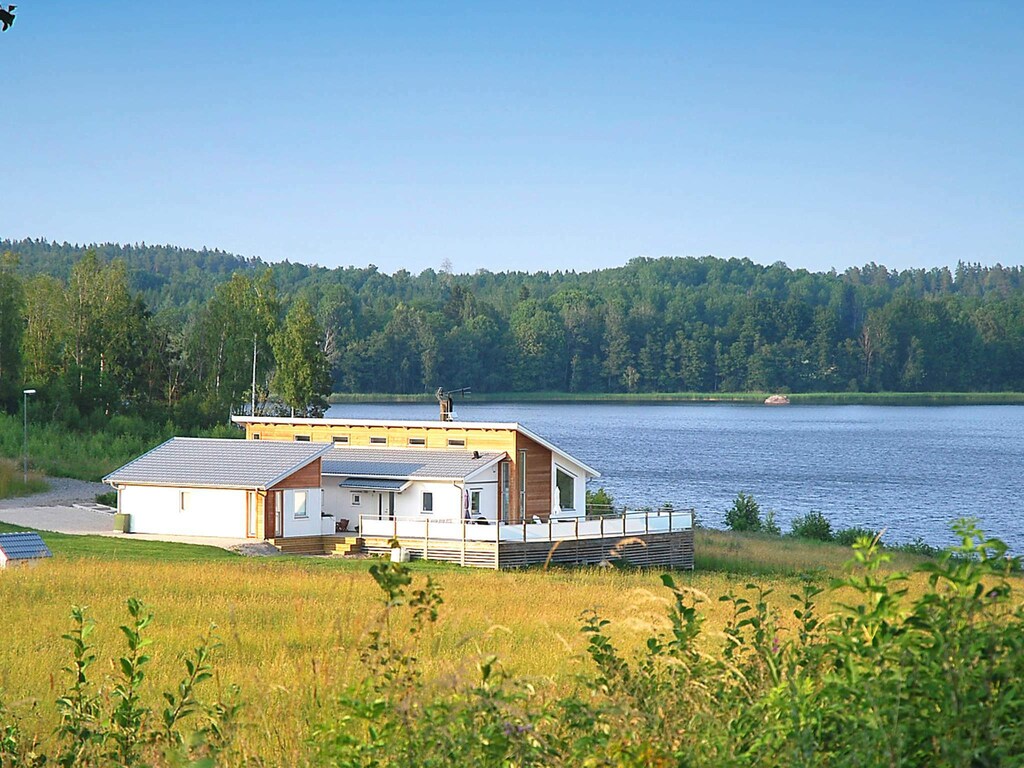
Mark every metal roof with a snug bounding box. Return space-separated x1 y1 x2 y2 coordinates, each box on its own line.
103 437 331 490
339 478 410 491
322 447 505 480
0 532 52 560
232 415 601 477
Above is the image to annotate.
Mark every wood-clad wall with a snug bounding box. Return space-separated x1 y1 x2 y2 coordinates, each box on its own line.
271 458 322 490
245 421 517 454
515 432 553 523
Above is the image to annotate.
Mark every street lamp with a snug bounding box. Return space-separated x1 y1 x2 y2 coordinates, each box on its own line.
23 389 35 483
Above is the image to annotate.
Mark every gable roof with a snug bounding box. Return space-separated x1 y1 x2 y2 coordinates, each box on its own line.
103 437 331 490
0 532 52 561
232 416 600 477
322 447 505 480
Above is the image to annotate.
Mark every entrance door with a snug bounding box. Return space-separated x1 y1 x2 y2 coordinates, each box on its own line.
274 490 284 537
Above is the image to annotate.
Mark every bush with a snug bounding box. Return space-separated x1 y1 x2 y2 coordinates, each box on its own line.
585 487 616 515
762 508 781 536
835 526 878 546
790 510 834 541
724 492 763 532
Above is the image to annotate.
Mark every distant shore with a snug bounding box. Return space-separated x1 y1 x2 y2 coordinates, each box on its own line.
328 391 1024 406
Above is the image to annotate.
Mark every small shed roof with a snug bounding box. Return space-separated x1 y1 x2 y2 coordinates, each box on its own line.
104 437 331 490
0 532 52 561
322 447 505 480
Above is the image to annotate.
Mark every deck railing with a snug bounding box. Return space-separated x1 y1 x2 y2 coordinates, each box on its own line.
358 507 694 544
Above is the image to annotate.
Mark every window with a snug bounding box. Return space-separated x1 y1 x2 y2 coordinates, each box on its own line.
252 433 261 440
332 435 349 445
179 490 191 513
370 436 387 445
293 490 308 519
500 462 510 523
294 435 310 442
447 438 465 447
351 493 361 506
470 489 481 515
408 437 426 446
556 467 576 511
422 492 433 513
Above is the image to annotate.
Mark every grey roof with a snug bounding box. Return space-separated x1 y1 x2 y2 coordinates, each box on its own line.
339 478 410 491
0 532 52 560
104 437 331 490
322 447 505 480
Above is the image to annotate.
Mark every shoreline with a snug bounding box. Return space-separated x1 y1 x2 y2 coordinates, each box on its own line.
328 391 1024 406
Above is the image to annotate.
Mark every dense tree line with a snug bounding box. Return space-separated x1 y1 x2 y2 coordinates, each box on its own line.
2 238 1024 424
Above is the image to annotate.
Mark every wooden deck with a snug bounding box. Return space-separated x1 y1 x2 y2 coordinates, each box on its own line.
269 525 695 570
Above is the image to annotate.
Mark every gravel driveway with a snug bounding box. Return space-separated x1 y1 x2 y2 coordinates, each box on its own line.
0 477 110 509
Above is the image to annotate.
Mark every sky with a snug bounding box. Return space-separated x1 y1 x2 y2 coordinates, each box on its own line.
1 1 1022 275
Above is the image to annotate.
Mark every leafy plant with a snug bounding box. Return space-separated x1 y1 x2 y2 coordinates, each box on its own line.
789 510 834 541
725 492 764 532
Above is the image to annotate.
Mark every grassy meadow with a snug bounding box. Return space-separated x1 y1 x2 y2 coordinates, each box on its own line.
0 521 957 764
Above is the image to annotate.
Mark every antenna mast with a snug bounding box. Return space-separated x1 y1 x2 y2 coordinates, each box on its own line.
436 386 471 422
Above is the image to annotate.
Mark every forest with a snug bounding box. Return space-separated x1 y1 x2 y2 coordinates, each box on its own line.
2 237 1024 425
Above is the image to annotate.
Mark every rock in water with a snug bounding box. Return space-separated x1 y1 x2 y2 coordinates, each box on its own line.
764 394 791 405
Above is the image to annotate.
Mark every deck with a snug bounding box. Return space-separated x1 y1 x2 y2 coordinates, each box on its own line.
272 509 695 569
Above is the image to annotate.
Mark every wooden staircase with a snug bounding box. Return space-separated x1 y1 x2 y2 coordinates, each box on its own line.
268 536 365 557
269 536 327 555
327 537 364 556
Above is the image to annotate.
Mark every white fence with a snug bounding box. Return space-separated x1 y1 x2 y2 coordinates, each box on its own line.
359 508 693 543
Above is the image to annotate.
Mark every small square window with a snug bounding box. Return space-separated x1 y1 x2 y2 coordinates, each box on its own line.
370 436 387 445
422 492 433 513
332 435 349 444
252 433 261 440
294 435 311 442
351 493 361 506
447 438 465 447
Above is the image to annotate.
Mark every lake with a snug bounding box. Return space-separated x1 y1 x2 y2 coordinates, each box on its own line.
326 402 1024 553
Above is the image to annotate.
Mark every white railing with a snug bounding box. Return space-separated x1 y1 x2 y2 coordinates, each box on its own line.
358 508 693 544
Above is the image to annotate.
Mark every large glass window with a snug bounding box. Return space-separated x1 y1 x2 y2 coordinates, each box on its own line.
556 467 576 511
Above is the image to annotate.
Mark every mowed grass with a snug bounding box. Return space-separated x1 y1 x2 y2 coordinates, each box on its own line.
0 525 972 764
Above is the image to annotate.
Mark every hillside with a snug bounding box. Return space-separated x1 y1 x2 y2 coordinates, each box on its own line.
2 238 1024 423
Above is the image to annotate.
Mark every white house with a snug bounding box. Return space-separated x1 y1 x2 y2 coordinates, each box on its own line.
104 437 331 540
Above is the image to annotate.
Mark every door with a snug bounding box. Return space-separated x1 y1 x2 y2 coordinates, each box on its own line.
274 490 284 537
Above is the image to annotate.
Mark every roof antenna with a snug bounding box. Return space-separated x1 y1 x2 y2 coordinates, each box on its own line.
436 386 471 422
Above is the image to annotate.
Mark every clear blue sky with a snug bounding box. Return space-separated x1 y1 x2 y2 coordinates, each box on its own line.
2 1 1021 274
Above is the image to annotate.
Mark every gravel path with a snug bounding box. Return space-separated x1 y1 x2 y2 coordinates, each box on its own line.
0 476 110 509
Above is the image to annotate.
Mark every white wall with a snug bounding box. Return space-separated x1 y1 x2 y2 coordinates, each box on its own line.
464 462 499 521
280 488 323 537
323 477 470 525
120 485 248 538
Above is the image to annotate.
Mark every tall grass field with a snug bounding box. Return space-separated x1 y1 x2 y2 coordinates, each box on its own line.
2 521 1021 765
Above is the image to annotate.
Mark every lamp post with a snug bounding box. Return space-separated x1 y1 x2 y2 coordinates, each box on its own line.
23 389 35 483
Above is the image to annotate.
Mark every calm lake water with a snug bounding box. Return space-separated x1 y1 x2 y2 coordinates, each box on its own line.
326 402 1024 553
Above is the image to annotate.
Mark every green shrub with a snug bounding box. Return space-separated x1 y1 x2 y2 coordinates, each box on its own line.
835 526 878 546
585 487 616 515
790 509 835 541
724 492 763 532
890 536 941 557
95 491 118 507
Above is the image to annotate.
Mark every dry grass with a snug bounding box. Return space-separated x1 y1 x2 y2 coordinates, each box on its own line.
0 534 979 763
